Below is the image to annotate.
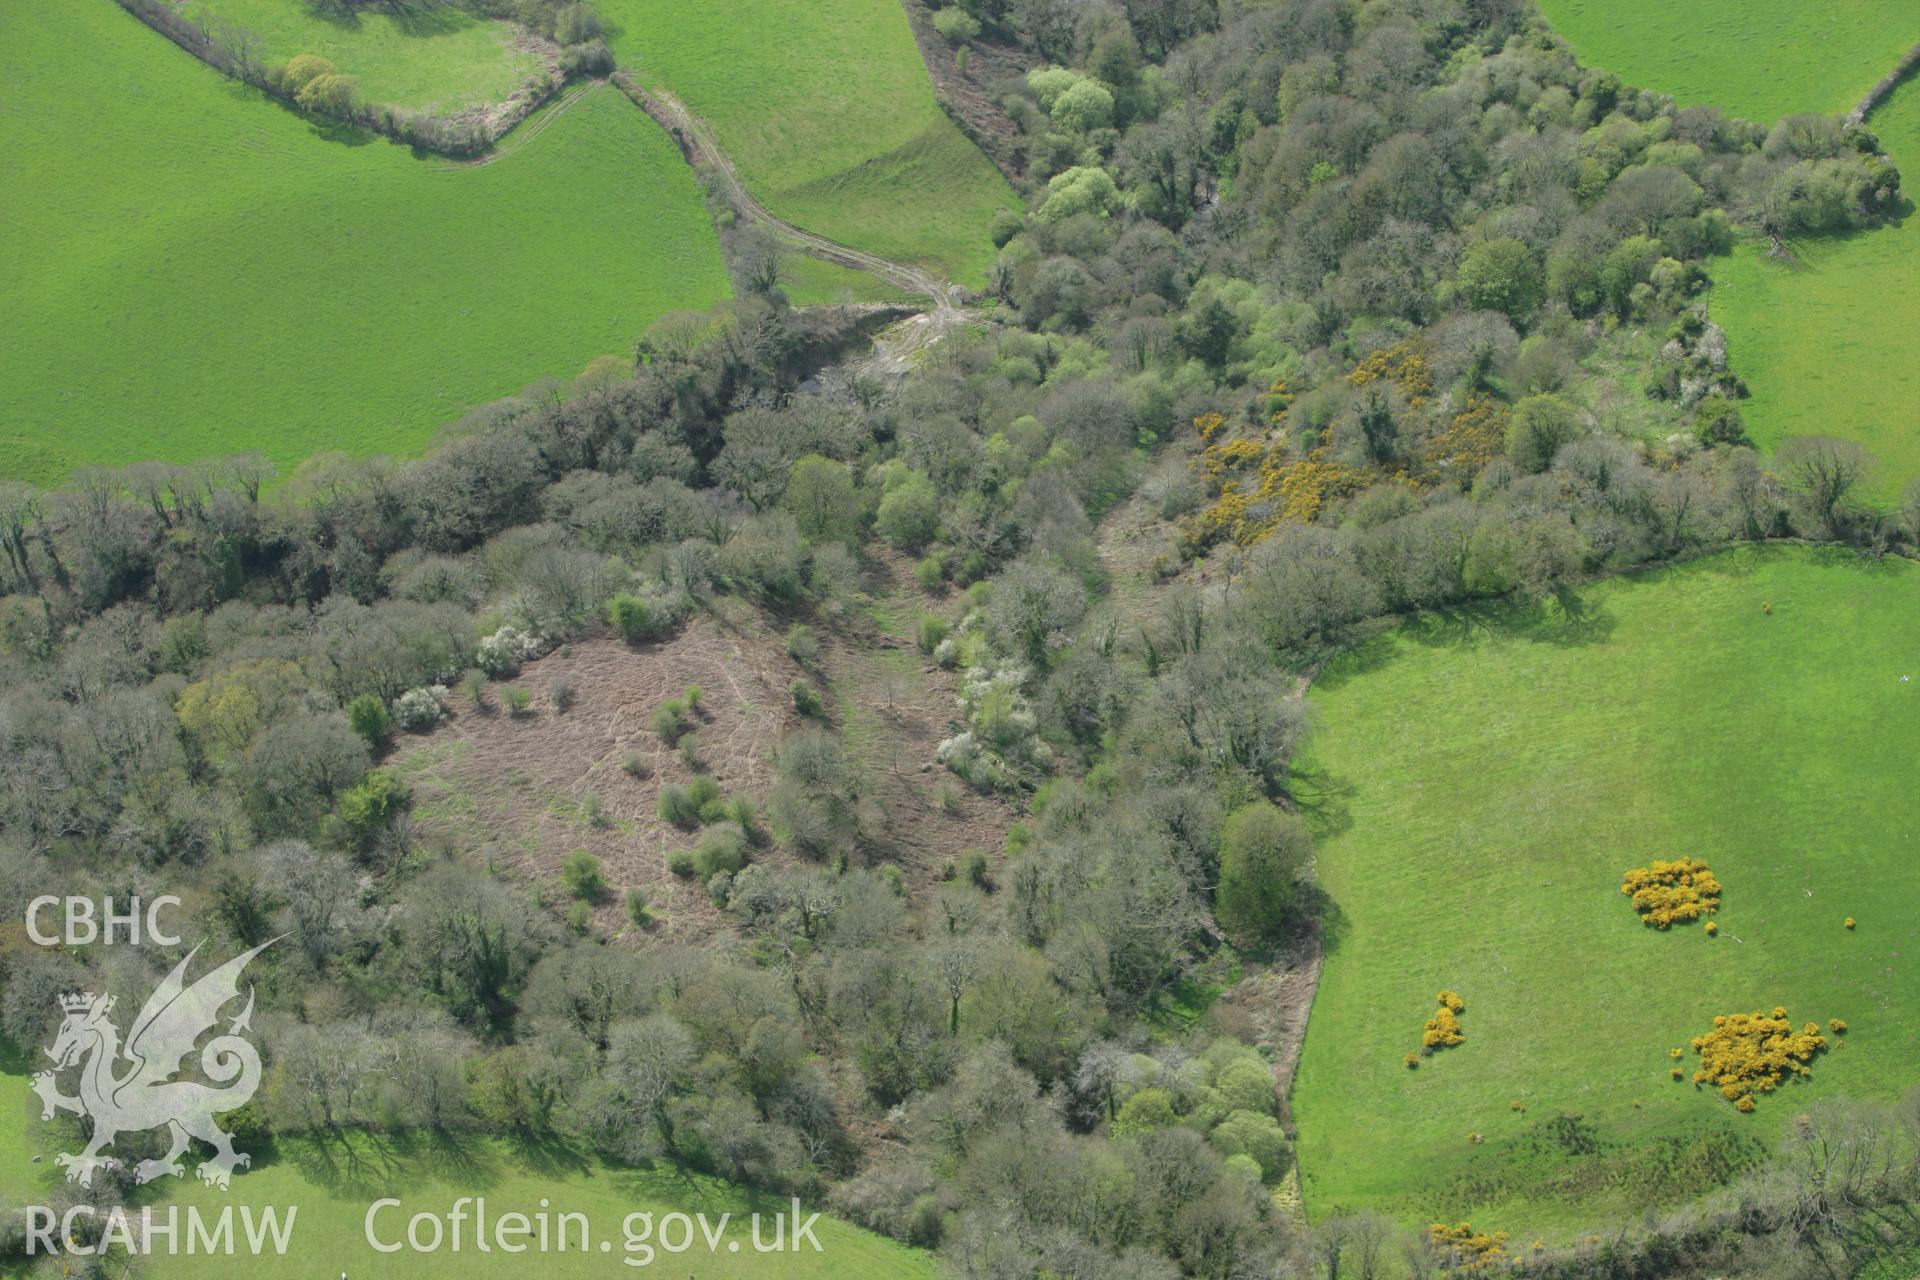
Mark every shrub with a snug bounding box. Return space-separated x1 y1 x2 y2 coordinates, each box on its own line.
1422 1005 1466 1052
786 624 819 665
658 784 698 829
686 775 722 811
549 677 576 713
676 732 704 772
462 669 489 709
932 6 980 43
1428 1224 1509 1271
915 555 946 593
566 900 593 934
683 684 704 713
503 686 532 717
917 614 949 655
624 888 649 926
727 795 763 843
791 679 825 717
650 698 688 744
582 792 611 828
962 849 991 889
1690 1008 1828 1108
336 768 408 846
608 594 658 642
475 625 538 676
345 693 391 750
561 851 606 901
393 685 451 731
622 752 651 779
668 849 698 878
1621 857 1721 928
694 824 747 878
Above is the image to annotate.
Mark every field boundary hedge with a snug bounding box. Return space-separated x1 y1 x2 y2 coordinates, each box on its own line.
111 0 585 157
1848 40 1920 124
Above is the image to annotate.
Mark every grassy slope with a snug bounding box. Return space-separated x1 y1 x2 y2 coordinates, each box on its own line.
0 1104 931 1277
1535 0 1914 122
1290 546 1920 1235
596 0 1016 286
183 0 538 112
133 1131 935 1278
0 2 729 485
1711 78 1920 501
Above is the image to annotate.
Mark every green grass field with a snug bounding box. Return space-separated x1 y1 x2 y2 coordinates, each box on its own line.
1711 77 1920 501
1290 546 1920 1236
0 1 729 485
183 0 540 113
1535 0 1915 122
0 1104 931 1277
597 0 1017 286
129 1131 935 1278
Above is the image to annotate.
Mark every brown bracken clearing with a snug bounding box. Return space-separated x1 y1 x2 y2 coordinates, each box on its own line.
391 580 1014 945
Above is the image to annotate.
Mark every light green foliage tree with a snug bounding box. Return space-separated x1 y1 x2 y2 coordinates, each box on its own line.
1457 238 1544 322
781 455 860 545
875 471 941 549
1505 393 1584 473
1112 1087 1179 1136
1210 1110 1291 1181
1035 166 1121 224
1215 803 1314 947
1051 79 1115 133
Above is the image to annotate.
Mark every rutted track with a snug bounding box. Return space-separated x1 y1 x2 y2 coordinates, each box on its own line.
435 77 604 170
612 74 961 330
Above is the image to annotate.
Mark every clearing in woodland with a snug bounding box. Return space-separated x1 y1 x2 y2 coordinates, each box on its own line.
0 1 728 484
596 0 1018 287
1290 546 1920 1236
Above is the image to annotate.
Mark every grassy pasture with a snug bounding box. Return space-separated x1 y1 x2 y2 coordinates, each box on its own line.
1290 546 1920 1235
0 1098 931 1277
1535 0 1914 123
0 1 729 485
596 0 1018 286
131 1131 936 1278
1711 79 1920 501
183 0 540 113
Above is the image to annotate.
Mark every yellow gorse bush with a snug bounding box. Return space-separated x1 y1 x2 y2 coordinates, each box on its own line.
1690 1009 1829 1109
1620 857 1722 928
1421 991 1467 1053
1428 1221 1509 1270
1179 340 1509 553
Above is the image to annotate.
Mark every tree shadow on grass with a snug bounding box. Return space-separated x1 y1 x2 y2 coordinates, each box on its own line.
504 1127 592 1181
390 4 478 38
1288 761 1354 841
310 117 378 148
